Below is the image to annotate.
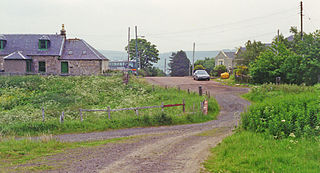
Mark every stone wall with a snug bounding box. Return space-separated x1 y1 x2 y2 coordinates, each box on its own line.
4 60 26 73
32 56 60 74
0 56 4 71
68 60 103 75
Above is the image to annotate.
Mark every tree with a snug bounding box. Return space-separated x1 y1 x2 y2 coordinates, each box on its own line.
194 65 205 71
125 38 160 69
168 50 190 76
235 40 267 66
194 57 215 74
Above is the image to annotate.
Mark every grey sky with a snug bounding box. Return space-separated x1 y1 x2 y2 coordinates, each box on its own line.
1 0 319 53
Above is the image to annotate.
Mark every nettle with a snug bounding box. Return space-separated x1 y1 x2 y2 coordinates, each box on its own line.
242 92 320 138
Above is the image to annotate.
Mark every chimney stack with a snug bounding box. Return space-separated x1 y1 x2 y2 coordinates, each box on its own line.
60 24 66 38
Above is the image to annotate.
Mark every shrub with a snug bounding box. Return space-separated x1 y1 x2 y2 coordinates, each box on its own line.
242 92 320 138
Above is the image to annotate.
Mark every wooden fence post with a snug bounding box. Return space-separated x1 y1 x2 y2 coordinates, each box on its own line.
135 109 139 116
42 107 45 122
208 92 211 98
107 106 111 119
187 88 190 94
161 102 164 112
165 85 167 90
152 85 155 92
178 86 180 92
80 109 83 122
60 112 64 123
200 101 203 113
199 86 202 96
182 99 185 113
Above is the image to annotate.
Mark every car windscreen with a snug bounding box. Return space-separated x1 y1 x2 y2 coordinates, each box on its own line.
196 71 208 75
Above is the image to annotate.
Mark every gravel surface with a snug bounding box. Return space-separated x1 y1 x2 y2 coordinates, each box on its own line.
14 77 250 173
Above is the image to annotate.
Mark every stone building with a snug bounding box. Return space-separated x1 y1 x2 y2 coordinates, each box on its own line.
214 51 236 71
0 25 109 75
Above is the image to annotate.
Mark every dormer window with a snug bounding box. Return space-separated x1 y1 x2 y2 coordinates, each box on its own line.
0 35 7 50
38 35 50 50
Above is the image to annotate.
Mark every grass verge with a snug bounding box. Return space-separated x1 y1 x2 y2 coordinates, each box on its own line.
0 136 132 171
204 130 320 173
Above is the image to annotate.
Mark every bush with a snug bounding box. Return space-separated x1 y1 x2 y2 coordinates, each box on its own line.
213 65 227 77
242 92 320 138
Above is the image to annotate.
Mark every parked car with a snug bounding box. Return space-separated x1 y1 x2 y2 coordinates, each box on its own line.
193 70 210 81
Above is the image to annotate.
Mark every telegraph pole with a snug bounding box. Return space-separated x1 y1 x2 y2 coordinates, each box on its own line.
192 42 195 74
164 58 167 75
135 26 139 75
300 1 303 40
277 29 280 41
127 27 130 64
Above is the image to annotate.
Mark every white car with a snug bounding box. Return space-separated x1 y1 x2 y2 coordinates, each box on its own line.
193 70 210 81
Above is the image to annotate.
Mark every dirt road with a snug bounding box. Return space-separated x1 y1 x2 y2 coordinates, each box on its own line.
16 77 250 173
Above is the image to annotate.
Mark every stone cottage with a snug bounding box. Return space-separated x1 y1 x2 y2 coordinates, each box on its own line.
214 50 236 71
0 25 109 75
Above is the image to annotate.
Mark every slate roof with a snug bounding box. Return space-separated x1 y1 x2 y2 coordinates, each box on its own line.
0 34 64 56
60 39 108 60
3 51 32 60
224 51 236 59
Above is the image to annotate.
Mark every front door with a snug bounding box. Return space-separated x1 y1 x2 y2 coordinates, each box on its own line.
61 62 69 74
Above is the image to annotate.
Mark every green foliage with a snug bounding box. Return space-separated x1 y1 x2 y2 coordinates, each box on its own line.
241 84 320 138
235 40 267 66
0 76 219 136
125 38 160 69
250 29 320 85
204 131 320 173
213 65 227 76
168 50 190 76
194 57 215 74
194 64 205 71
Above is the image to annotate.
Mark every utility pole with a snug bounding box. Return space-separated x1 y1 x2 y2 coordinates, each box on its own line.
135 26 139 75
127 27 130 65
300 1 303 40
192 42 195 74
164 58 167 75
277 29 280 41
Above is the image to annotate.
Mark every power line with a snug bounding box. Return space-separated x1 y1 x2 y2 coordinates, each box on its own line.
147 7 297 37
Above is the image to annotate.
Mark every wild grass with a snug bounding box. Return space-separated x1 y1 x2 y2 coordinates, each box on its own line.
0 75 219 136
204 130 320 173
204 84 320 172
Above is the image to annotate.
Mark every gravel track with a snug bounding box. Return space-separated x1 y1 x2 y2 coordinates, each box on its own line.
14 77 250 173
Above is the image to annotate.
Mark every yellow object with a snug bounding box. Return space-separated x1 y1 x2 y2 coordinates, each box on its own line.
221 72 230 79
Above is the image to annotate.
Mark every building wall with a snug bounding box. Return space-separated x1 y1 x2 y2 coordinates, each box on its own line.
4 60 26 73
215 52 234 70
32 56 60 74
0 56 4 71
68 60 102 75
101 60 109 73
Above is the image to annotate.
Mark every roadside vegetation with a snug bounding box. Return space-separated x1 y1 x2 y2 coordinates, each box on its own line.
204 84 320 172
0 75 219 136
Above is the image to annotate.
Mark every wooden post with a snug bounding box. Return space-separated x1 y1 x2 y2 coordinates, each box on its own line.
135 109 139 116
200 101 203 113
60 112 64 123
208 92 210 98
161 102 164 112
205 91 208 96
107 106 111 119
182 99 185 113
178 86 180 92
42 107 45 122
199 86 202 96
80 109 83 122
187 88 190 94
152 85 155 92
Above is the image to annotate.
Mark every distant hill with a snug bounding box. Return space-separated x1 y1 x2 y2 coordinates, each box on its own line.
99 49 235 73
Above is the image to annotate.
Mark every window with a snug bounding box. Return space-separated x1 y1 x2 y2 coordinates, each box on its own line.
38 61 46 72
39 40 48 50
26 61 32 72
0 40 4 50
219 61 223 65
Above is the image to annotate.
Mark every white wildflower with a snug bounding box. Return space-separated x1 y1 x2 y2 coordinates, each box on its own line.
281 120 285 122
289 133 296 138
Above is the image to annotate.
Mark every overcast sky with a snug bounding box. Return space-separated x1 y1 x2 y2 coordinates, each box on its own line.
1 0 319 53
